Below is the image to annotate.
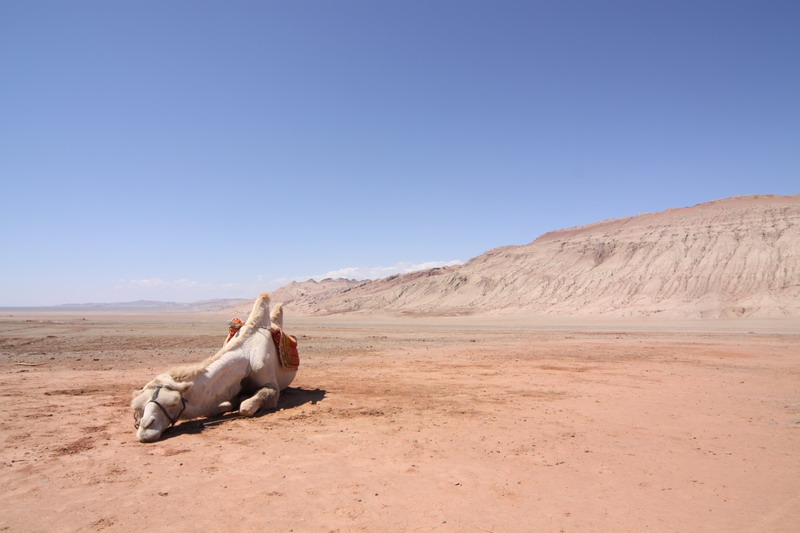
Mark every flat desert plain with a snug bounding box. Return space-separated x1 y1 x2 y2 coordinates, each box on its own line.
1 312 798 532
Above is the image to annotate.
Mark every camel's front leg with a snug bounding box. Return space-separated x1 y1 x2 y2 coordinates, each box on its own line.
239 384 279 417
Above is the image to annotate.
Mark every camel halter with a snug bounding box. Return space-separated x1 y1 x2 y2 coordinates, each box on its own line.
134 385 186 429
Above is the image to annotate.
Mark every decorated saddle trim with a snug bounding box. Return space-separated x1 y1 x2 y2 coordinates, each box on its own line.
225 317 245 344
269 327 300 370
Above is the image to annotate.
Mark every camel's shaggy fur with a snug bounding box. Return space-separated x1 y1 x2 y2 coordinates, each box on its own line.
130 292 297 442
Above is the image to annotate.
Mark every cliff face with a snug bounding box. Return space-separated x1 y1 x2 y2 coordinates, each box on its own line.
279 195 800 318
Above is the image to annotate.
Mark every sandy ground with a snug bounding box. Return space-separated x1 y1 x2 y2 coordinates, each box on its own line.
1 312 798 532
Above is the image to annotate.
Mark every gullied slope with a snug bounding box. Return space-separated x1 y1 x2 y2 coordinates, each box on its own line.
268 278 364 310
283 195 800 318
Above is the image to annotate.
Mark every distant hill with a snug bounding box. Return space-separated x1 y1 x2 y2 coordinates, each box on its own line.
269 278 364 308
29 299 251 313
273 194 800 318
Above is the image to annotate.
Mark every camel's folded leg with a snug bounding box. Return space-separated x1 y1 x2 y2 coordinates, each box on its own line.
239 385 279 417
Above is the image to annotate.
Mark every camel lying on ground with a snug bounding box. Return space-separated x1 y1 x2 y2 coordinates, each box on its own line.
131 292 297 442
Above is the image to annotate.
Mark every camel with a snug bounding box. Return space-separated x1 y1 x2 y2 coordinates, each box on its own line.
131 292 297 443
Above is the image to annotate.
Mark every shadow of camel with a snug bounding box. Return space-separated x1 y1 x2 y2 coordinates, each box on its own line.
158 387 326 441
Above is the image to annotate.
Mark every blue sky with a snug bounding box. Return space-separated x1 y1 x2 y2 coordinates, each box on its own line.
1 1 797 306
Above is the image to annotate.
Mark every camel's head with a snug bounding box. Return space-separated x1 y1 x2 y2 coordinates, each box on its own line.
131 374 191 443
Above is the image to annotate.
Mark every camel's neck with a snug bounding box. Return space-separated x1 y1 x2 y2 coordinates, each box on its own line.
182 347 252 418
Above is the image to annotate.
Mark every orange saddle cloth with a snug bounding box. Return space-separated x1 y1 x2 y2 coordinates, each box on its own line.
269 327 300 370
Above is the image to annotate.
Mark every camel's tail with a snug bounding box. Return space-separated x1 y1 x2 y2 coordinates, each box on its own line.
270 302 284 329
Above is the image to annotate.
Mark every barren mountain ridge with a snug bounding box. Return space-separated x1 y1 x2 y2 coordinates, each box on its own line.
273 194 799 318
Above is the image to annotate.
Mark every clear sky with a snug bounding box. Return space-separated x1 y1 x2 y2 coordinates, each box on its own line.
1 1 797 306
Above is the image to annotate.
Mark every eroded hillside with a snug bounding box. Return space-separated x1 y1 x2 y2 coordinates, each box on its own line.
273 195 800 318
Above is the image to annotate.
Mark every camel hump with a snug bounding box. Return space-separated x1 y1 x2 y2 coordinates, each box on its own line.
270 302 284 328
244 292 272 327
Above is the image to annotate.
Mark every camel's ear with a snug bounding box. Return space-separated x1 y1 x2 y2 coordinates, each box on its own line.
171 381 193 393
131 388 144 399
154 373 192 393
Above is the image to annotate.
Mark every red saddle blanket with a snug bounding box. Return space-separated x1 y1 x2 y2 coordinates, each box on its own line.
270 327 300 370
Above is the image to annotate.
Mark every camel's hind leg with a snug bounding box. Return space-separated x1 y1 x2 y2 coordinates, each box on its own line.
239 384 279 417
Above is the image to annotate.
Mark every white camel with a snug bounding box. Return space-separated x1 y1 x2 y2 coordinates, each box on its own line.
131 292 297 443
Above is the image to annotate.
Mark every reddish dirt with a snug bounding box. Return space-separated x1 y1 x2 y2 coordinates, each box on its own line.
1 313 798 532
